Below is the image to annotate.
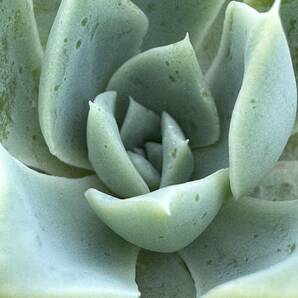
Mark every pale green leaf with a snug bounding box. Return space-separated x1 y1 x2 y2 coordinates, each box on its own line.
87 91 149 198
128 151 160 191
160 112 194 188
245 0 298 85
180 197 298 297
196 1 231 73
85 169 230 253
120 97 161 150
39 0 148 169
145 142 163 172
229 2 297 197
33 0 61 48
193 2 260 179
193 2 296 197
250 161 298 201
136 250 196 298
0 0 84 177
107 35 220 148
0 144 140 298
132 0 225 51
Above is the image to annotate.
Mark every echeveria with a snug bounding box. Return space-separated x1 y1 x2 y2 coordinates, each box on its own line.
0 0 298 297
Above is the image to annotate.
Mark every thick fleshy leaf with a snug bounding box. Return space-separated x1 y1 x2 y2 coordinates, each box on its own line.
136 250 196 298
120 97 161 150
193 2 260 180
87 91 149 198
180 197 298 297
128 151 160 191
245 0 298 84
132 0 225 51
229 2 297 197
107 35 220 148
85 169 231 253
203 253 298 298
145 142 163 172
250 161 298 201
33 0 61 48
0 0 83 177
193 2 297 195
196 1 231 73
0 145 140 298
39 0 148 169
160 112 194 188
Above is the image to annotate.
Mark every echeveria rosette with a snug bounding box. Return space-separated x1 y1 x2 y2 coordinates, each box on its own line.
0 1 298 298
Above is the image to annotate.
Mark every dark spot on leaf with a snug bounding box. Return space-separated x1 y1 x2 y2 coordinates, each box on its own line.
169 75 176 82
76 39 82 49
288 243 296 253
81 17 88 26
171 148 177 157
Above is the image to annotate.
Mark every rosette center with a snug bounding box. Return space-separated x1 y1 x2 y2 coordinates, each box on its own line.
87 91 194 198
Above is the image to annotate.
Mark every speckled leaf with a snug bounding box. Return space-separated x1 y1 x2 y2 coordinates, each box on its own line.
250 161 298 202
87 91 149 198
180 196 298 297
39 0 148 169
107 35 220 149
85 169 230 253
33 0 61 48
0 0 84 177
193 2 296 195
193 2 261 180
132 0 225 51
136 251 196 298
229 2 297 197
0 145 140 298
245 0 298 84
203 254 298 298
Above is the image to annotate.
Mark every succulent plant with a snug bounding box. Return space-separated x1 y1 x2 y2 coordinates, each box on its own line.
1 0 298 297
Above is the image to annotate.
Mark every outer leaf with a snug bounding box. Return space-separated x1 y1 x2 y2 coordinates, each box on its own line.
107 35 220 149
132 0 225 51
33 0 61 48
136 250 196 298
193 2 296 196
39 0 148 169
196 1 231 73
250 161 298 201
85 169 231 253
229 2 297 197
0 145 140 298
0 0 82 177
245 0 298 84
192 2 260 180
180 197 298 297
203 253 298 298
87 91 149 198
